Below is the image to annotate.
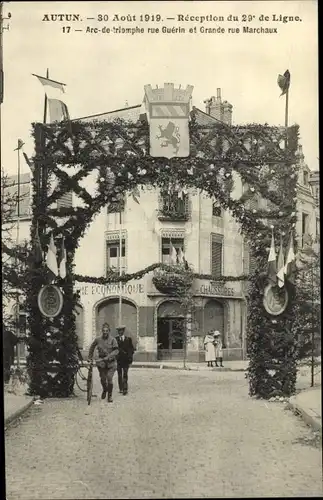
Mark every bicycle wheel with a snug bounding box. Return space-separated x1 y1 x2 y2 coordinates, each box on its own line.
75 365 88 393
87 364 93 405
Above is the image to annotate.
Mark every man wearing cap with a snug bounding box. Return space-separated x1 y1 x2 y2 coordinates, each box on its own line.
88 323 119 403
116 325 135 395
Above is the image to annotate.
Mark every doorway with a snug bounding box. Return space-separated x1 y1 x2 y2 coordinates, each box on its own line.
157 317 185 360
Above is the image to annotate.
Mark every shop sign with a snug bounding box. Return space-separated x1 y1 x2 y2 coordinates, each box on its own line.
198 281 235 297
75 282 145 297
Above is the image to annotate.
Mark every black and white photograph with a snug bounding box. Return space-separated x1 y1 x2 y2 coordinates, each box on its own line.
1 1 320 498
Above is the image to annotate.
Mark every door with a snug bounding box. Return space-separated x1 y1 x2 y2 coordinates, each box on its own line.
157 317 185 360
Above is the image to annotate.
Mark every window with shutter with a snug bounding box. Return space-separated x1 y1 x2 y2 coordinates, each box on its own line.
243 240 250 274
4 176 31 218
106 240 126 274
57 191 73 210
211 234 223 277
212 202 222 217
158 191 189 221
107 195 125 214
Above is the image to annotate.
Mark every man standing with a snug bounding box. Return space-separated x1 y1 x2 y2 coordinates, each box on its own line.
88 323 119 403
116 325 135 395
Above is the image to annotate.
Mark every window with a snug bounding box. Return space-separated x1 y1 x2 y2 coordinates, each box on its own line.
106 240 126 274
303 170 309 186
158 191 189 220
107 195 125 214
211 234 223 277
11 305 28 359
302 213 309 246
212 202 222 217
4 175 31 217
57 191 73 210
161 238 184 265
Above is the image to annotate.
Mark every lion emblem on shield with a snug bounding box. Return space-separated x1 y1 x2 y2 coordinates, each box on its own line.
156 121 180 154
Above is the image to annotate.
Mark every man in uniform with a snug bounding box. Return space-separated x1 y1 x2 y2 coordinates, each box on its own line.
88 323 119 403
116 325 135 395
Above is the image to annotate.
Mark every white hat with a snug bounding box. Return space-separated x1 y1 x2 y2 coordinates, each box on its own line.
213 331 221 337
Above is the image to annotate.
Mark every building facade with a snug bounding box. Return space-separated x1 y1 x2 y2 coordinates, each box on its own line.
3 87 319 362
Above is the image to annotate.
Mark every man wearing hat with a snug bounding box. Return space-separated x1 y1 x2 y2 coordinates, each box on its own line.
213 331 224 368
116 325 135 395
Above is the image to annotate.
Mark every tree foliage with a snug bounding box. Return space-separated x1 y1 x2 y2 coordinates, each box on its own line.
292 237 321 361
1 169 29 329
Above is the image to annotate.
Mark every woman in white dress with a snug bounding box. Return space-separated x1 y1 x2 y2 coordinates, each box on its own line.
203 331 216 367
213 331 224 367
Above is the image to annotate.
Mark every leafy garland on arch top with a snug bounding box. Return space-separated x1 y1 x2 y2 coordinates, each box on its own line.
27 112 299 399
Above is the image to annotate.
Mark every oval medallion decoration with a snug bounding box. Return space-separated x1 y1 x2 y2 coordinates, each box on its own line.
38 285 64 318
263 283 288 316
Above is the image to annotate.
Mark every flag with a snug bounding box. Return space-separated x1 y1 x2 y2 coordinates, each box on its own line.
276 236 285 288
58 237 67 279
284 232 296 285
22 152 34 173
34 74 70 122
46 233 58 280
169 241 178 265
33 223 43 265
178 247 185 264
277 70 291 96
131 186 140 204
14 139 25 151
267 232 277 285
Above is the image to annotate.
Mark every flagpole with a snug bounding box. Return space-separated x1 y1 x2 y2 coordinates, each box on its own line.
118 209 122 327
15 140 21 367
43 69 48 124
285 87 289 149
39 68 49 257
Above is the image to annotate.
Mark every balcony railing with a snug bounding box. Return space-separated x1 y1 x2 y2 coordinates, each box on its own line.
158 194 190 221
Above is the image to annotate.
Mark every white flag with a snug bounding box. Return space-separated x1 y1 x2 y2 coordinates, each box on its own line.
276 237 285 288
59 238 67 279
34 74 70 122
46 233 58 279
169 241 178 265
178 247 185 264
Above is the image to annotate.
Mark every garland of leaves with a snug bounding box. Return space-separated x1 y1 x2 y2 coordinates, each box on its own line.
74 264 250 285
26 114 299 399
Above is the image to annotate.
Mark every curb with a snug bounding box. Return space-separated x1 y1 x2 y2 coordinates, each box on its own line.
4 399 35 429
286 397 322 433
132 363 247 372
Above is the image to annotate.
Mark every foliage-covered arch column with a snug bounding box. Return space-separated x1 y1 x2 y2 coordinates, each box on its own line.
26 116 299 398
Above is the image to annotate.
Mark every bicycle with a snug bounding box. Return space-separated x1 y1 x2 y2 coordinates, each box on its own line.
75 349 95 405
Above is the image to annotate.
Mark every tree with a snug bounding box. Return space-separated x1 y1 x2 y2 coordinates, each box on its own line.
292 236 321 380
1 169 29 330
153 264 195 368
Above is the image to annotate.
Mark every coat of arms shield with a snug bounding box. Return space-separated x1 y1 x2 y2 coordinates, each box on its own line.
144 83 193 159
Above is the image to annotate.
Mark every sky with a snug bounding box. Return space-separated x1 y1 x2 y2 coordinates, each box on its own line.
1 0 319 176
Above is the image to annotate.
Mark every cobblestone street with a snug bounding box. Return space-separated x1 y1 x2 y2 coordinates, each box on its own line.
5 369 322 499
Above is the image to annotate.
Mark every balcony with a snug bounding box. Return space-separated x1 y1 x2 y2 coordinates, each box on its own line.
158 193 190 222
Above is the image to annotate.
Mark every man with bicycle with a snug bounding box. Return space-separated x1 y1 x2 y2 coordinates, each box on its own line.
88 323 119 403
